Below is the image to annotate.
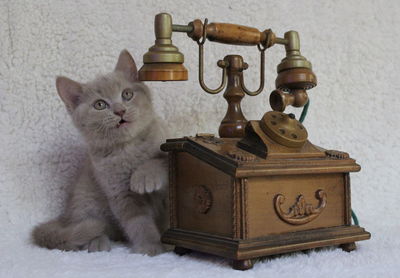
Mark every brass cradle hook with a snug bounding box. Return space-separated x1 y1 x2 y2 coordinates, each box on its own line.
197 19 228 94
197 20 273 97
239 32 272 96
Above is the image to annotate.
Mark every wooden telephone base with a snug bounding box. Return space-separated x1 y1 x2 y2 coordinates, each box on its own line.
160 120 370 270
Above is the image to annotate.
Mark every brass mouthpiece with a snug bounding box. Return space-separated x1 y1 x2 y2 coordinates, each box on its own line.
139 13 188 81
270 89 309 112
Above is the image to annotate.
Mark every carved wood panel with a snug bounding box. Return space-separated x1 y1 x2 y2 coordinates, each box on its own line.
274 190 327 225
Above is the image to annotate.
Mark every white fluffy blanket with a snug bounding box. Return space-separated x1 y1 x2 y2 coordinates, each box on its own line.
1 0 399 277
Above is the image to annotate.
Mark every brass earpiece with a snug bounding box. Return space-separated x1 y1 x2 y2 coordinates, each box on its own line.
139 13 188 81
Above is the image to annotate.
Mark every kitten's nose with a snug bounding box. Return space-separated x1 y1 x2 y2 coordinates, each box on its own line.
113 105 126 117
114 109 126 117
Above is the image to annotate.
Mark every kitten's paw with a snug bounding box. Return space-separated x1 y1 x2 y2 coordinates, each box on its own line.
130 160 167 194
87 235 111 253
131 242 165 256
130 169 162 194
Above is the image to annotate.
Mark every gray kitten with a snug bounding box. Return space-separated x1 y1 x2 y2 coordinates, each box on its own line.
32 50 169 256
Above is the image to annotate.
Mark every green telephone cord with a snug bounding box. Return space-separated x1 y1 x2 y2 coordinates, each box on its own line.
299 100 359 226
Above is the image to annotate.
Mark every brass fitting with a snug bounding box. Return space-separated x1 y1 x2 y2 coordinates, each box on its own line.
139 13 188 81
270 89 309 112
275 31 317 92
277 31 312 72
271 31 317 112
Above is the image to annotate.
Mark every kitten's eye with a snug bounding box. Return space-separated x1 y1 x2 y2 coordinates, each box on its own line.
93 99 108 110
122 89 134 101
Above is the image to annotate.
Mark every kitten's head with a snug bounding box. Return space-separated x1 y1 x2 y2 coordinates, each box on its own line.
56 50 154 146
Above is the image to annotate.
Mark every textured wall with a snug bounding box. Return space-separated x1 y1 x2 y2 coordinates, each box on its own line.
1 0 399 255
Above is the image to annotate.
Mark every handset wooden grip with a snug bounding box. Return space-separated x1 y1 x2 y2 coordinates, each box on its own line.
206 23 266 46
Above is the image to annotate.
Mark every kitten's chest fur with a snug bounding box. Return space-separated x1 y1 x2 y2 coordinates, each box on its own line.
90 124 163 194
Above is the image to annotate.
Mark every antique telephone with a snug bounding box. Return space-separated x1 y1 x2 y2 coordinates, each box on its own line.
139 13 370 270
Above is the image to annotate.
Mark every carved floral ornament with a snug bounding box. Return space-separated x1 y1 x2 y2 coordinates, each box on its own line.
274 190 327 225
193 185 213 214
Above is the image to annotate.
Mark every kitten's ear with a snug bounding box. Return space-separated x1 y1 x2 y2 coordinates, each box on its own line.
56 76 83 111
115 49 138 83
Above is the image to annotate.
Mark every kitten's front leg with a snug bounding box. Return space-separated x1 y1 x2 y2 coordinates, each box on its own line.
130 157 168 194
108 191 165 256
